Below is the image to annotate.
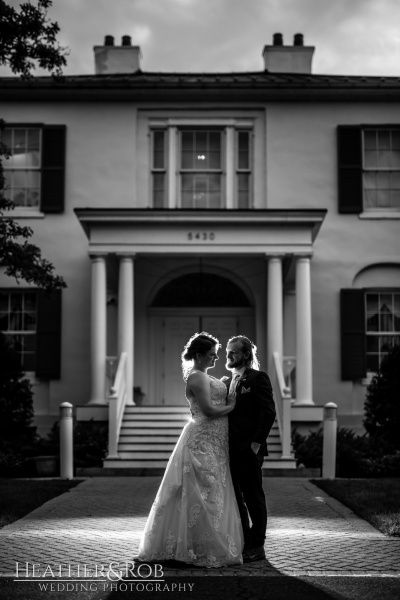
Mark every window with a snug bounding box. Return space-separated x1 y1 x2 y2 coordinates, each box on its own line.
341 288 400 380
2 128 41 208
363 130 400 211
0 291 37 370
365 292 400 372
1 125 66 213
151 124 252 209
338 125 400 214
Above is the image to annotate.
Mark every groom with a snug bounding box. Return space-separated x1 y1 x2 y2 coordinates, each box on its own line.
224 335 276 563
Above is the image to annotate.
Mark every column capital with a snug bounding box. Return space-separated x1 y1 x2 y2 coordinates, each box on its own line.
115 252 137 260
89 251 107 261
265 253 286 262
294 253 313 261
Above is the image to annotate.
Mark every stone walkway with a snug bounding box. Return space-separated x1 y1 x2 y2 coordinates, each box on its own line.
0 477 399 581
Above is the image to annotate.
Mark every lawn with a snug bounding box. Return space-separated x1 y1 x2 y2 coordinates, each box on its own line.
313 478 400 537
0 478 84 529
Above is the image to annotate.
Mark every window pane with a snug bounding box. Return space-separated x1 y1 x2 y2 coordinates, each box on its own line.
153 131 165 169
377 172 390 189
23 334 36 352
378 130 390 149
366 336 379 352
380 294 393 311
364 151 377 169
366 294 379 312
364 130 377 150
209 132 221 152
238 131 249 169
366 312 379 331
394 313 400 332
377 191 390 207
391 150 400 168
152 173 165 208
0 312 9 330
195 132 207 153
392 131 400 149
24 313 37 332
377 150 391 168
364 189 377 207
0 293 8 311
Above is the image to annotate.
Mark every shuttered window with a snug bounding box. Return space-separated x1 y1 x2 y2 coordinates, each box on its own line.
2 125 66 213
0 289 62 378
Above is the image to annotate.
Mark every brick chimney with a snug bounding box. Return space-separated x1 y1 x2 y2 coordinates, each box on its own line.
262 33 314 74
94 35 142 75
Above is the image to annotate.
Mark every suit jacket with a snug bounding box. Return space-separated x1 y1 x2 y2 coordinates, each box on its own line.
225 367 276 455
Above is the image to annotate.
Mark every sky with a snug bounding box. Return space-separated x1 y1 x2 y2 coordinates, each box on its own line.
3 0 400 77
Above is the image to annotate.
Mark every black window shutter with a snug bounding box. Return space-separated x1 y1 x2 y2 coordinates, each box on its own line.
337 126 363 214
340 289 366 380
36 290 62 379
41 125 66 213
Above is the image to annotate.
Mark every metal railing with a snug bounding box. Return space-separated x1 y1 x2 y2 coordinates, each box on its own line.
107 352 128 459
272 352 293 460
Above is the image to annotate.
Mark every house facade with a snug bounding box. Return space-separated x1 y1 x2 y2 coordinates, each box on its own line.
1 33 399 468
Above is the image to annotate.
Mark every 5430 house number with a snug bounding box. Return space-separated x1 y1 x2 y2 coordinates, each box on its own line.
187 232 215 241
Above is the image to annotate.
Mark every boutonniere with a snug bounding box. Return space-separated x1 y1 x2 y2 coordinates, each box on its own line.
241 386 251 394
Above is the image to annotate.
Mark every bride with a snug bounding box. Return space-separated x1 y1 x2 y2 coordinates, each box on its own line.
137 332 243 568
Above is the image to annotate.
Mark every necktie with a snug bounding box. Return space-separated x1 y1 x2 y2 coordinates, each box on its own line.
229 373 241 397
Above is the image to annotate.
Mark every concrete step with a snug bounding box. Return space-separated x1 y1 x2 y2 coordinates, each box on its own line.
103 456 296 469
122 413 190 422
124 406 189 413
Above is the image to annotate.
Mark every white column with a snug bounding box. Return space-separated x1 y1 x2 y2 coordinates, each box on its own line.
89 254 107 405
117 254 135 405
225 126 235 209
168 126 177 208
267 256 283 377
295 256 314 405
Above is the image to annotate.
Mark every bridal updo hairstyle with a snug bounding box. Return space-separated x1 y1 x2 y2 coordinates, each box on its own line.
228 335 260 370
181 332 219 380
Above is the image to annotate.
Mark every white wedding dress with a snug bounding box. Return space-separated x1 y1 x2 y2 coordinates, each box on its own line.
137 376 243 568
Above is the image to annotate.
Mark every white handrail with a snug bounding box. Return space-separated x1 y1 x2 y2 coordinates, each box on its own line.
107 352 128 459
272 352 293 460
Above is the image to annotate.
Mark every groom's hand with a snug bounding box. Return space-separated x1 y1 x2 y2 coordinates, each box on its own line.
251 442 261 455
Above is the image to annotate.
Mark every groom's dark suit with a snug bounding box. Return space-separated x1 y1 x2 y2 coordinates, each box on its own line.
225 367 276 549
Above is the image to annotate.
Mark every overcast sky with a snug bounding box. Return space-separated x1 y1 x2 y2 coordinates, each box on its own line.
4 0 400 77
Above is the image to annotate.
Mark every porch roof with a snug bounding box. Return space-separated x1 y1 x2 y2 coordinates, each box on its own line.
75 208 327 256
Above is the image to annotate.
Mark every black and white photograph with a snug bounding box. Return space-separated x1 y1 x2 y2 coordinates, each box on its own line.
0 1 399 599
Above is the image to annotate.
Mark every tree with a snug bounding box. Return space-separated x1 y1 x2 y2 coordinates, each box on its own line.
0 0 68 79
364 345 400 451
0 0 67 292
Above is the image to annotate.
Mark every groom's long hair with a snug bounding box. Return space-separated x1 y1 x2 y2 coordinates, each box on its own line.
228 335 260 371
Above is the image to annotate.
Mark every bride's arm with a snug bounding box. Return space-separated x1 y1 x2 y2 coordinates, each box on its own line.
187 372 235 418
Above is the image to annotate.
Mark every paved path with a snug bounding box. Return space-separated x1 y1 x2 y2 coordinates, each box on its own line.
0 477 399 579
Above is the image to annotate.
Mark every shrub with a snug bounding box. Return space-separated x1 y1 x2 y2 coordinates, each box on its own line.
292 426 400 478
0 332 37 475
364 345 400 451
40 419 108 468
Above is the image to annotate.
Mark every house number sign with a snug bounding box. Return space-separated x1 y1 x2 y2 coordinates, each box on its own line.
187 232 215 241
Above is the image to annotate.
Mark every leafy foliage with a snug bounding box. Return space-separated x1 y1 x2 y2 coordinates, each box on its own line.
42 419 109 468
0 0 68 79
0 120 67 291
0 332 36 475
293 426 400 478
364 345 400 451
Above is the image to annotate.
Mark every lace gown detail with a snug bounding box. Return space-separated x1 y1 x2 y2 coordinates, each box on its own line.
137 377 243 568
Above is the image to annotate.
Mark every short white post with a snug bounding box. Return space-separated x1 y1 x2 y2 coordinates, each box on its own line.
60 402 73 479
322 402 337 479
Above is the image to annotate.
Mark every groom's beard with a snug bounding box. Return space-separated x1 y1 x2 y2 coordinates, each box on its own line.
225 359 245 370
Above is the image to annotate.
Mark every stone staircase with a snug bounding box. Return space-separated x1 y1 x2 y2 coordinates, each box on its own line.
103 406 296 471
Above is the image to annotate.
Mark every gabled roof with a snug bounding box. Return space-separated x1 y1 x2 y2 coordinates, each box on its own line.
2 70 400 101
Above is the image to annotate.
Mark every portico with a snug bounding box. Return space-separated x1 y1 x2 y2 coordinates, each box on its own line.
76 209 325 417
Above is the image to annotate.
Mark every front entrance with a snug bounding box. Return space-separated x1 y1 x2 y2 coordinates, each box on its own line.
148 273 254 405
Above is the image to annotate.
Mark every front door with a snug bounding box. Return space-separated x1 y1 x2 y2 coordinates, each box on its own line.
159 313 239 405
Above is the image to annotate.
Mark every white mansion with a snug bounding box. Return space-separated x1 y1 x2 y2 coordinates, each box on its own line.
1 33 399 470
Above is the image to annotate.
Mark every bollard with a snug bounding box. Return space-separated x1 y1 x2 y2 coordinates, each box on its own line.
322 402 337 479
60 402 73 479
